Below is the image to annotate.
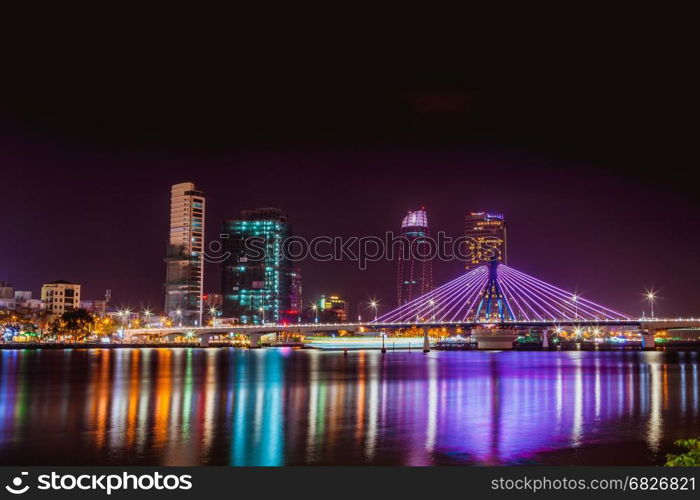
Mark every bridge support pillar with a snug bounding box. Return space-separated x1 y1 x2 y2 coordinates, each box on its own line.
472 328 518 350
542 329 550 349
423 327 430 353
641 330 655 349
249 333 263 348
164 333 179 343
199 334 215 347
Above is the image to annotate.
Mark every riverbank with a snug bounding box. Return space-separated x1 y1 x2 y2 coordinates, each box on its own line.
1 341 699 350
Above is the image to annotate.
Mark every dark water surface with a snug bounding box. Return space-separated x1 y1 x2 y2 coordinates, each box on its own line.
0 348 698 466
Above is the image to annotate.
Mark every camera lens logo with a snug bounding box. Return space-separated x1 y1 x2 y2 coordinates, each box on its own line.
5 472 29 495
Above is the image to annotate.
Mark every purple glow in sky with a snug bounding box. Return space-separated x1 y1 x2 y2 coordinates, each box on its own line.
1 45 698 317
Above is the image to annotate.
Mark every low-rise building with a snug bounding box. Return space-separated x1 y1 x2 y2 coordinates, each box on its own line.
14 291 32 302
0 298 16 310
41 281 81 316
0 281 14 300
80 299 107 316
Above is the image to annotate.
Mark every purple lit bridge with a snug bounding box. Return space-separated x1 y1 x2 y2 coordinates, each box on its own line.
373 261 650 348
378 262 628 324
125 262 700 349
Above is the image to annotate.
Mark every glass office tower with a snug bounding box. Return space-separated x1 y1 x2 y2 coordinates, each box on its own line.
221 208 297 324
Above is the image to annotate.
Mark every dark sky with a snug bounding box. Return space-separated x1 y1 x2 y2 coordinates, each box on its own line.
1 29 698 318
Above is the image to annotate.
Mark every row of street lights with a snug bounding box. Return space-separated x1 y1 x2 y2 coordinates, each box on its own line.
114 289 660 330
117 306 223 329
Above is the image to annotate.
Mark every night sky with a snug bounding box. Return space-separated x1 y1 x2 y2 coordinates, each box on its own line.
1 33 698 318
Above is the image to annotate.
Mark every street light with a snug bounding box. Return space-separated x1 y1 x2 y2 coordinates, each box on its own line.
554 325 563 340
208 306 218 326
175 308 183 327
311 304 318 323
118 308 130 338
369 300 378 322
429 299 435 322
645 290 658 318
571 294 579 320
259 307 265 325
143 308 152 328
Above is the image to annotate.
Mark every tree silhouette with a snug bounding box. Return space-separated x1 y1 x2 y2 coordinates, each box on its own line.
55 308 93 341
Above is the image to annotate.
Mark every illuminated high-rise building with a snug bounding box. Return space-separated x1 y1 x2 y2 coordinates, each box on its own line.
164 182 205 326
464 212 507 271
396 207 433 306
289 268 303 320
221 208 298 324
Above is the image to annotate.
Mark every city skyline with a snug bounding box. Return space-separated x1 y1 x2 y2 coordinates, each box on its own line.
2 66 698 319
0 171 693 319
2 15 700 475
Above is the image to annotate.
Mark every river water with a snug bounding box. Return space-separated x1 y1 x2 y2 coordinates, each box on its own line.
0 348 698 466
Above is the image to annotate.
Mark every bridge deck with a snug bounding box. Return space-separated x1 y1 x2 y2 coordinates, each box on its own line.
124 318 700 337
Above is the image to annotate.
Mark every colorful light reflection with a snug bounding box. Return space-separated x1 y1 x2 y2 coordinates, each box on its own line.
0 349 698 466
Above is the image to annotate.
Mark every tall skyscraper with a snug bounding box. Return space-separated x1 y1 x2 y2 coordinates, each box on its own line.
464 212 507 271
164 182 205 326
289 268 303 320
221 208 298 324
396 207 433 306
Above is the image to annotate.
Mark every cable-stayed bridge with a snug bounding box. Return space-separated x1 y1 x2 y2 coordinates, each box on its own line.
377 262 629 323
126 262 700 348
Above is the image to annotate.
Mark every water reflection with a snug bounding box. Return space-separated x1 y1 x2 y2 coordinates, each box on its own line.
0 348 698 466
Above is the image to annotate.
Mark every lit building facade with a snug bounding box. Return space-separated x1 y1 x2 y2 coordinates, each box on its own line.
203 293 224 308
164 182 205 326
41 280 81 316
318 294 349 321
464 212 507 271
289 268 303 320
14 291 32 302
221 208 297 324
396 207 433 306
0 282 14 301
80 299 107 316
4 291 41 311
